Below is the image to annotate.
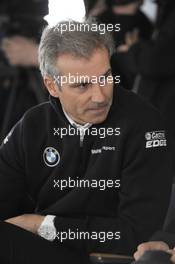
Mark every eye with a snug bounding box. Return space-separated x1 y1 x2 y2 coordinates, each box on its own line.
98 70 113 85
70 82 88 89
79 82 90 90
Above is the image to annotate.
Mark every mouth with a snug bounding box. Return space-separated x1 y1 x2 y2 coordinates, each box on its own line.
88 104 109 113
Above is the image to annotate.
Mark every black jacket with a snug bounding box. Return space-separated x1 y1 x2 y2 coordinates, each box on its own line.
0 87 173 255
126 4 175 147
150 217 175 248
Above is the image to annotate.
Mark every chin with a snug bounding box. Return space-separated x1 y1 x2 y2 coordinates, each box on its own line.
83 106 111 124
90 112 108 124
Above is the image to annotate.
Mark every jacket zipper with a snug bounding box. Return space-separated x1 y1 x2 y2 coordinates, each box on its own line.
79 128 84 147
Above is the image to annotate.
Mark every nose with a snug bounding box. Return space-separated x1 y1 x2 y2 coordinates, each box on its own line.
91 83 106 104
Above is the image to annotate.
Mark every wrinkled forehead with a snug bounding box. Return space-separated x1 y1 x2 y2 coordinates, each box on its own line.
55 48 111 78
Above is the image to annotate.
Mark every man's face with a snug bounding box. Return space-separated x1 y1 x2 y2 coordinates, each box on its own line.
47 48 114 125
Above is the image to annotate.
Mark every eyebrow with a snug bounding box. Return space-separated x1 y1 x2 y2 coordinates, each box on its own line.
69 68 112 87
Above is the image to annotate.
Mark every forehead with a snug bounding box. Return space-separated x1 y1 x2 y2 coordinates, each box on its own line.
55 48 111 77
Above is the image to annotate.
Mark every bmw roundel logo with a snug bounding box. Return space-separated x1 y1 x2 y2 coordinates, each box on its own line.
43 147 60 167
145 132 152 141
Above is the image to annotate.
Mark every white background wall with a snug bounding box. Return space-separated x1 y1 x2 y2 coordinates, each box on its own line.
141 0 157 22
45 0 85 25
46 0 158 25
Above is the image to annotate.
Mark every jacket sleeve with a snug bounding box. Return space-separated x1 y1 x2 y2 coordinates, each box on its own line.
0 120 26 220
150 230 175 249
150 211 175 248
52 111 173 255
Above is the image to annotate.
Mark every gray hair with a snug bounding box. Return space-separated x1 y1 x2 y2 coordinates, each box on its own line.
38 19 115 77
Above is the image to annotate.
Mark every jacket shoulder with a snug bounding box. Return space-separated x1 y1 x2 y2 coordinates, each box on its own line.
23 101 53 120
20 101 56 136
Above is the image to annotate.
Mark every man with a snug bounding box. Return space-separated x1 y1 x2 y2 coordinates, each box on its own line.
98 0 153 47
96 0 153 90
0 20 173 263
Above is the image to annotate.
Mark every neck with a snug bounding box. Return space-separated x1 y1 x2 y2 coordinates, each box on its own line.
63 108 89 126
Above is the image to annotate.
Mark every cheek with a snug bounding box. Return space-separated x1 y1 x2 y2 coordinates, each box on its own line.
76 98 89 115
104 83 113 98
61 92 86 114
58 91 73 112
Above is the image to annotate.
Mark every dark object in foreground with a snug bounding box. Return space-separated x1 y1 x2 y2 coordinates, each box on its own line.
131 251 172 264
90 253 133 264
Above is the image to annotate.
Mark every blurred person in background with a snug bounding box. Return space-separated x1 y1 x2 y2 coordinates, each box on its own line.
85 0 153 90
84 0 107 17
0 0 48 143
98 0 153 48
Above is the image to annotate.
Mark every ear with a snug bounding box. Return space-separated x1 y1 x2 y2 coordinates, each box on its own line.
43 76 60 98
